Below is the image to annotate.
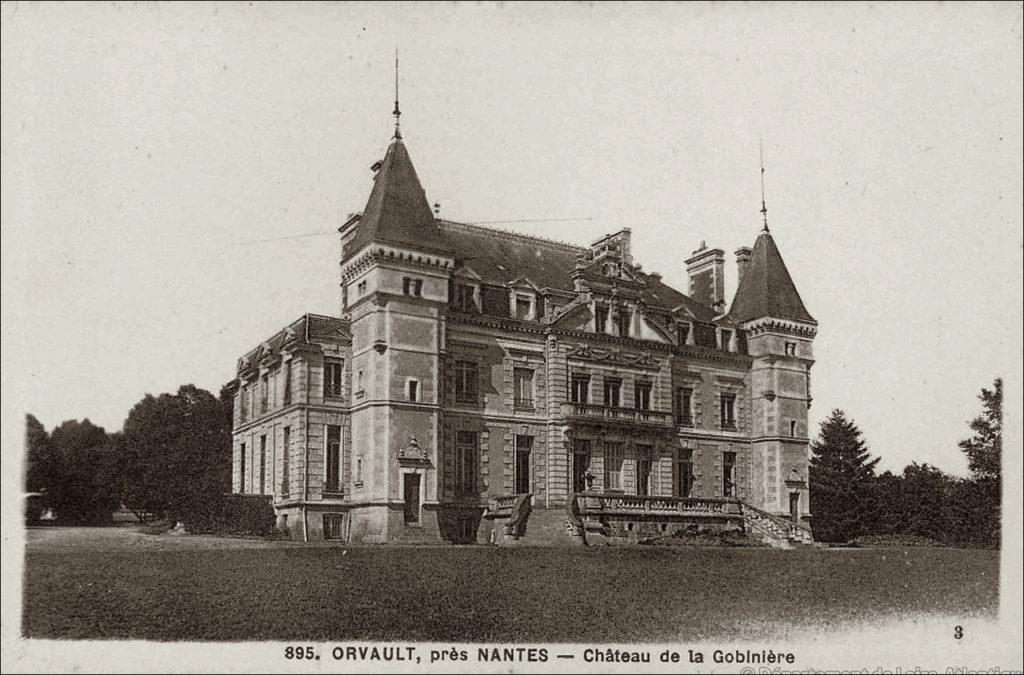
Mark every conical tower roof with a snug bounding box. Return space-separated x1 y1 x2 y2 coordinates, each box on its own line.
728 231 815 324
343 138 453 261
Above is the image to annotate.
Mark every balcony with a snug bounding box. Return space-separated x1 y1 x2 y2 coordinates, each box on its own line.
562 402 673 428
514 397 535 411
574 492 742 518
322 481 344 499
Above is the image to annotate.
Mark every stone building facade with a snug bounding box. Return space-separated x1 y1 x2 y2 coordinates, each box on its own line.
227 128 818 545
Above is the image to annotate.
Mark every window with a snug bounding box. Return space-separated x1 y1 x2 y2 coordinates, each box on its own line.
790 420 798 437
604 378 622 407
604 442 624 491
454 430 478 496
720 393 736 429
720 329 733 352
259 435 267 495
675 387 694 426
324 358 343 398
260 373 269 414
283 360 293 406
407 379 419 402
514 435 533 494
455 283 477 312
594 304 609 333
454 361 478 403
723 451 737 497
618 308 632 337
357 369 364 393
636 445 653 496
678 322 691 346
323 514 345 540
357 280 367 297
325 425 341 493
281 427 290 495
239 442 246 493
513 368 534 409
240 385 249 422
354 455 363 485
634 382 652 410
402 277 423 297
570 374 590 404
785 341 797 356
514 294 532 320
676 448 693 498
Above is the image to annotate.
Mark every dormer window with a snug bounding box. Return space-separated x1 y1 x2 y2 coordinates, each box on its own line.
617 308 632 337
455 284 477 312
514 293 534 320
678 322 692 346
594 304 609 333
719 329 734 352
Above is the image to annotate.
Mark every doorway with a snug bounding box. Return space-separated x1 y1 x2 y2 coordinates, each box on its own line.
789 491 800 525
572 440 591 493
403 473 421 525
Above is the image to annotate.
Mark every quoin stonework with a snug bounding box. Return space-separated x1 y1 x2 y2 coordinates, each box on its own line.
226 118 818 546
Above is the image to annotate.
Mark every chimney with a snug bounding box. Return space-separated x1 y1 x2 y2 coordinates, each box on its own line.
735 246 752 287
685 243 726 311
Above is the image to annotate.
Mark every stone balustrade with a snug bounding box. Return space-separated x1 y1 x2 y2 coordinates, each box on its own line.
561 402 673 427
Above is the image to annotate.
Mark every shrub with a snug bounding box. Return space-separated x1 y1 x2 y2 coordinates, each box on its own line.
640 524 767 548
181 494 275 537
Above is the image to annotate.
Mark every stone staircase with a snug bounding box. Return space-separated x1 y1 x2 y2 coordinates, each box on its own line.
741 502 819 549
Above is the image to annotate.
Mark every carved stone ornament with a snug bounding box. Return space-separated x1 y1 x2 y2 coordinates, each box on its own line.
398 436 430 463
566 344 655 368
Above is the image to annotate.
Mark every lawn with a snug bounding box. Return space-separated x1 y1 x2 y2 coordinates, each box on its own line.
22 528 999 642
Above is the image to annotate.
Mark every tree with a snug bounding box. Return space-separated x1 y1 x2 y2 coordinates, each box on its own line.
958 378 1001 481
809 409 880 543
44 419 120 524
119 384 232 525
25 414 52 494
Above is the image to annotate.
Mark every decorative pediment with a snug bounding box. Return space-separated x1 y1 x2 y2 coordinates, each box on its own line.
507 276 540 291
454 265 482 281
398 436 432 466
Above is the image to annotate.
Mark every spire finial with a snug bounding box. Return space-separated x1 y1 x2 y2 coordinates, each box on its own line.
759 137 769 232
392 49 402 139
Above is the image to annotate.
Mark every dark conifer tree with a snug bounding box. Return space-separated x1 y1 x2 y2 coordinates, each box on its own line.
809 409 880 542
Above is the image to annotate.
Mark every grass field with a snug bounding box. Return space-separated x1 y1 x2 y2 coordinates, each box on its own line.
22 527 999 642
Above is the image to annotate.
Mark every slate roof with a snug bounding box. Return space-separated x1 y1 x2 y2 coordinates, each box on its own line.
438 220 718 323
727 231 815 324
238 313 350 371
342 139 453 261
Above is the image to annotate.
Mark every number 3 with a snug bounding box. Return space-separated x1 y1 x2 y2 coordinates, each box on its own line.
954 625 963 639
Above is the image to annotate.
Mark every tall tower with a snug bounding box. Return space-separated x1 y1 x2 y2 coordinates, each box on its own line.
728 229 817 525
338 118 455 540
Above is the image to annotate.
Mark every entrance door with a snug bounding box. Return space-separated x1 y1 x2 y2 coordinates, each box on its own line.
636 445 653 496
403 474 421 524
572 440 591 493
789 492 800 525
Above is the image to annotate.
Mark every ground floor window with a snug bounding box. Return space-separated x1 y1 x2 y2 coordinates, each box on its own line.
514 435 533 494
604 442 624 492
723 451 737 497
239 442 246 493
635 445 653 496
675 448 693 498
323 513 345 540
454 431 478 497
259 435 267 495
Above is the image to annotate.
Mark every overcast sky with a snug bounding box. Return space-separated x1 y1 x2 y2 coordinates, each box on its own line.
2 2 1021 477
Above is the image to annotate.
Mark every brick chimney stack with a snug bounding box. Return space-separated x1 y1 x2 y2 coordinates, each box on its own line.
686 242 726 312
735 246 752 287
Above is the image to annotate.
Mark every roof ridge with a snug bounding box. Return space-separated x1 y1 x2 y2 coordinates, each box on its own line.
437 219 587 254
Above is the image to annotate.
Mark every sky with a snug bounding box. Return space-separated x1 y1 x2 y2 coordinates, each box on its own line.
2 1 1021 477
